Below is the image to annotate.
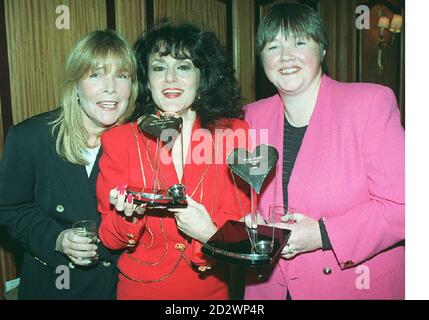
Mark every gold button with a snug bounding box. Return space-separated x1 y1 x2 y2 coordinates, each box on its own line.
127 233 135 239
198 265 212 272
102 261 111 267
56 205 64 213
175 243 185 251
323 267 332 275
126 239 136 247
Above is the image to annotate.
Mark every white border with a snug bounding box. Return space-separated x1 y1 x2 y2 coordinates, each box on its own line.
406 0 429 300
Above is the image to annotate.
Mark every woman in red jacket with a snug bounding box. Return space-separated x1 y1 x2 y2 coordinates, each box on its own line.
96 22 250 299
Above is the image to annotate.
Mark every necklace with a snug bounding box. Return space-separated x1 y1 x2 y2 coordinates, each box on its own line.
120 121 218 283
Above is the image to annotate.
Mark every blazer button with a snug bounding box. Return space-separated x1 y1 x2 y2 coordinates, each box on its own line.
102 261 111 267
126 239 136 247
175 243 186 252
323 267 332 275
56 205 65 213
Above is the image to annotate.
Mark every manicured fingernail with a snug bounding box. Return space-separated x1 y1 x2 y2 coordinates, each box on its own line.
127 194 133 203
117 184 127 194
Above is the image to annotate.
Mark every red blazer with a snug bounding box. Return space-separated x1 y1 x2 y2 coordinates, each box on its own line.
97 117 250 300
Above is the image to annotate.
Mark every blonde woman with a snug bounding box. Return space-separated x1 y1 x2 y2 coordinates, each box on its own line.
0 29 138 299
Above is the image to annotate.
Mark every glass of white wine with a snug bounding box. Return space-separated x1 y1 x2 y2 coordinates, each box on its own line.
72 220 98 265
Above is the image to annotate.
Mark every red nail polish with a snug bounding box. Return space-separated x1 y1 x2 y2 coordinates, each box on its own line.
127 194 133 203
117 184 127 194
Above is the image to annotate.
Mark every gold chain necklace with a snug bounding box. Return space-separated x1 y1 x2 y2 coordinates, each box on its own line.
127 123 168 267
120 122 218 283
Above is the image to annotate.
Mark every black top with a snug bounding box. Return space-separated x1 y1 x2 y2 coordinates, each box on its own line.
282 116 307 210
282 115 332 251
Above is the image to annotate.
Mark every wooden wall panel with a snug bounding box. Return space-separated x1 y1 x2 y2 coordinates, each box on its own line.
318 0 358 82
0 237 17 298
258 0 300 22
115 0 147 45
359 4 401 96
153 0 227 47
5 0 107 125
232 0 255 105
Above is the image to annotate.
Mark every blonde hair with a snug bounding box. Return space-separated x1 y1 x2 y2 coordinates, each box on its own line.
51 29 138 165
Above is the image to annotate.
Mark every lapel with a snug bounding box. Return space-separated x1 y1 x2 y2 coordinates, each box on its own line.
89 147 102 198
182 119 212 200
288 75 333 212
256 94 285 209
49 134 95 213
269 94 285 205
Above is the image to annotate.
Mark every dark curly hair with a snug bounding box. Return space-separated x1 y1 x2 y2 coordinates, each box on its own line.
131 22 243 129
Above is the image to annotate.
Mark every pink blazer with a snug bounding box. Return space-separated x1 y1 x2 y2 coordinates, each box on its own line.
244 75 405 300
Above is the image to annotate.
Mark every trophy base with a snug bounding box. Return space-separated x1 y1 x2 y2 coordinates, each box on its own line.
202 220 290 266
127 187 188 208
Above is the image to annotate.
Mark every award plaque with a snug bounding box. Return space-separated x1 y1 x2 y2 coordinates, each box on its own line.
138 113 183 142
134 113 188 208
202 220 290 265
127 185 187 208
202 144 290 266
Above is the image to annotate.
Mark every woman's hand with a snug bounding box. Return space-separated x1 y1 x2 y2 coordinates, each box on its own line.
276 212 323 259
167 196 217 243
56 230 98 266
109 185 146 222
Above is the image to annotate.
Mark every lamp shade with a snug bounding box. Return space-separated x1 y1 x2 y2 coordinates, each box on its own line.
390 14 403 32
377 16 390 28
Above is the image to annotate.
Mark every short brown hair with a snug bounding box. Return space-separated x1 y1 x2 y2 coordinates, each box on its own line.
256 3 329 68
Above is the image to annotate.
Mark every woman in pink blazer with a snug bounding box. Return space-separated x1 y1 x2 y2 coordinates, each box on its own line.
244 3 404 300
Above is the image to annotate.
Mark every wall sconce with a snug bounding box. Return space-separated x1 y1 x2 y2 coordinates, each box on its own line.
377 11 403 74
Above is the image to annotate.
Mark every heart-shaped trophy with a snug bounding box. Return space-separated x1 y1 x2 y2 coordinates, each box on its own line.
226 145 279 194
131 113 188 208
202 144 290 266
138 114 183 142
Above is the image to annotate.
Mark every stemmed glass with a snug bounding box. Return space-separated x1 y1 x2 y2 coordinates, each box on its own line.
268 205 287 252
